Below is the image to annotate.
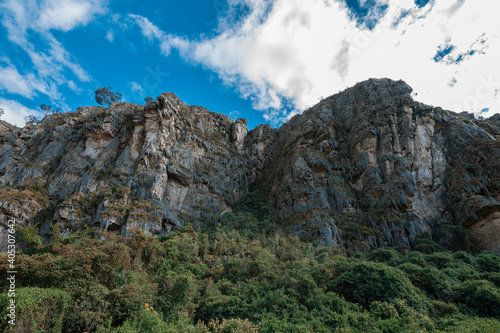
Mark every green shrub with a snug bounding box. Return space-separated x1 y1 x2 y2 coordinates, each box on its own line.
238 191 270 220
414 232 444 254
158 274 198 319
370 299 436 332
441 265 480 283
194 318 260 333
108 271 158 325
397 263 453 300
481 272 500 288
114 185 131 198
429 300 458 318
458 280 500 317
425 251 454 269
451 251 476 266
434 313 500 332
400 251 427 267
369 247 401 264
64 282 111 332
16 224 42 251
0 287 70 333
332 261 427 311
114 303 178 333
370 301 399 320
476 252 500 273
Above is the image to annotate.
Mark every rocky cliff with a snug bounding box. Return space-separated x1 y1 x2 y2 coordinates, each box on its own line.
1 78 499 254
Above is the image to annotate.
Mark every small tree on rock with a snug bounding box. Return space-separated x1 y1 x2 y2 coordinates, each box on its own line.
95 87 123 108
144 97 156 109
0 107 4 119
40 104 61 116
24 115 38 124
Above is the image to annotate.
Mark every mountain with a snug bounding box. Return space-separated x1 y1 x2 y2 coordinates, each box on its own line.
1 78 499 254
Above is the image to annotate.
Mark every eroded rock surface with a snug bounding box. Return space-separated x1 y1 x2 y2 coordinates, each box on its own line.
1 79 499 253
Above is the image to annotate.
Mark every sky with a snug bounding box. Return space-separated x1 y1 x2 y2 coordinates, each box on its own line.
0 0 499 129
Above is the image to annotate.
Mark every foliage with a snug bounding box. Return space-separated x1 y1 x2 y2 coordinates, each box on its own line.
332 261 427 311
145 97 157 109
414 231 444 254
24 114 38 124
457 280 500 317
368 247 401 264
16 224 42 251
95 87 123 108
2 218 500 332
113 185 131 198
40 104 62 116
0 287 71 333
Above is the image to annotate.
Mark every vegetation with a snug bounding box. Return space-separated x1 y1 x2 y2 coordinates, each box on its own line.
24 115 38 124
40 104 62 116
0 107 4 119
95 87 123 108
1 201 500 332
145 96 157 109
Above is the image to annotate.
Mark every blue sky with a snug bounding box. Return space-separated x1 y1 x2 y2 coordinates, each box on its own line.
0 0 499 128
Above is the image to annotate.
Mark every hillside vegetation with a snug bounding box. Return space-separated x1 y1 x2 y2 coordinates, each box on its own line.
1 194 500 332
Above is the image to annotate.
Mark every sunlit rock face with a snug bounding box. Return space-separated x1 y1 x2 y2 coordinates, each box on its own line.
0 78 499 254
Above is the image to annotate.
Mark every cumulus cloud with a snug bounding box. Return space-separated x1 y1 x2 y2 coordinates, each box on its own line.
0 0 105 103
131 0 500 122
37 0 106 32
0 97 41 127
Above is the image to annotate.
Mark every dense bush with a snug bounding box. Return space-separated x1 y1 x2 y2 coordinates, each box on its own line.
332 261 427 311
0 287 70 332
368 247 401 264
476 252 500 272
397 264 454 300
1 219 500 332
458 280 500 317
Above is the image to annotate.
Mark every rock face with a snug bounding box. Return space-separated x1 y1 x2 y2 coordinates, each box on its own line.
0 79 499 254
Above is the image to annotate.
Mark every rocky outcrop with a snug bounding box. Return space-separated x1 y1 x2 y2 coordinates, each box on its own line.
0 78 499 254
0 187 46 249
0 93 249 246
255 79 499 253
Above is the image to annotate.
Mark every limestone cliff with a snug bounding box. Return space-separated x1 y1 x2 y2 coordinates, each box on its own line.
1 79 499 254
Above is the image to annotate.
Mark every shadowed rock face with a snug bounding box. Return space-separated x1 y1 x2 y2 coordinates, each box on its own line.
0 78 499 254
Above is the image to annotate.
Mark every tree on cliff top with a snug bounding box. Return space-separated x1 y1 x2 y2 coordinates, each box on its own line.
40 104 61 116
95 87 123 108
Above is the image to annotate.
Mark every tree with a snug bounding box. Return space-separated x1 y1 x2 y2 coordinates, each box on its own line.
144 97 156 109
24 115 38 124
0 107 4 119
40 104 61 116
95 87 123 108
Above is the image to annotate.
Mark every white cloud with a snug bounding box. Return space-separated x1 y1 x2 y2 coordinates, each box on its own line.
37 0 106 32
229 110 241 119
131 0 500 122
0 97 41 127
0 64 37 98
0 0 105 102
129 81 143 95
128 14 190 57
106 29 114 42
67 80 82 93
